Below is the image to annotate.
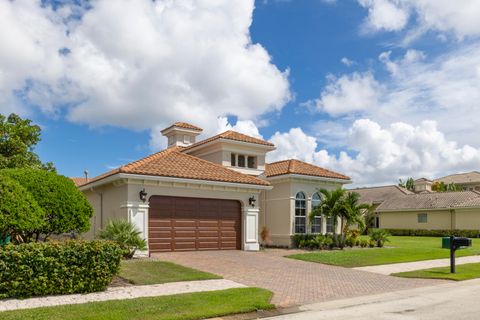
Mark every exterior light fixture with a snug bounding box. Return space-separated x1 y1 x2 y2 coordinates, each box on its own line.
249 196 256 207
139 188 148 202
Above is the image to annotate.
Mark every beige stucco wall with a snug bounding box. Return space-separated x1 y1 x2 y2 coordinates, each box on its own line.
454 208 480 230
82 183 128 239
379 209 453 230
262 176 345 246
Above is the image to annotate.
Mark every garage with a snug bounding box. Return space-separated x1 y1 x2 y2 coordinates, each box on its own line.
148 196 242 252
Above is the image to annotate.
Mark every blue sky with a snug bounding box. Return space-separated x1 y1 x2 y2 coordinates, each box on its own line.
2 0 480 185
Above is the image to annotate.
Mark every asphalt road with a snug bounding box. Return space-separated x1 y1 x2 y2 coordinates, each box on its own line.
266 278 480 320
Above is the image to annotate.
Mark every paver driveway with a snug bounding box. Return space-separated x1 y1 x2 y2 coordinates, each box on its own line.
153 249 442 307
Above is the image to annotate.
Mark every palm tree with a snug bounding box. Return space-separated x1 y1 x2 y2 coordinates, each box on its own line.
309 188 345 247
342 191 371 234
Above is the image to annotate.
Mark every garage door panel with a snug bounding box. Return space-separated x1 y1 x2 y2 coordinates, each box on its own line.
149 196 241 252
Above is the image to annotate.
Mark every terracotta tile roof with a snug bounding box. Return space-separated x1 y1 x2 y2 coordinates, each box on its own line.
265 159 350 180
182 130 274 152
377 191 480 211
351 185 414 205
81 147 270 187
161 122 203 132
434 171 480 185
70 177 90 187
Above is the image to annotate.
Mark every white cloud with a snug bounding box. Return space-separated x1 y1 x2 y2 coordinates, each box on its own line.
216 117 263 138
358 0 409 32
312 72 383 116
267 120 480 186
0 0 290 144
358 0 480 39
341 57 355 67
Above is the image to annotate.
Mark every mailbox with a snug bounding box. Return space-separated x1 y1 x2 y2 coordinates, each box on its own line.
454 237 472 248
442 237 451 249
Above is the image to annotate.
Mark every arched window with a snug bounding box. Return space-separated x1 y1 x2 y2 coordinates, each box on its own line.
311 193 322 233
294 192 306 233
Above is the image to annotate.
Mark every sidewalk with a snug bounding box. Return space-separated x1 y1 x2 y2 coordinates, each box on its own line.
354 255 480 275
0 279 245 312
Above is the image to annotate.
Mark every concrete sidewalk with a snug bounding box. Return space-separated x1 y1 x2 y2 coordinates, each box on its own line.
354 255 480 275
0 279 245 312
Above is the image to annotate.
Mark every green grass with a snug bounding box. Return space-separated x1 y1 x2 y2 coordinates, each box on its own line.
393 262 480 281
288 236 480 268
0 288 274 320
118 260 221 285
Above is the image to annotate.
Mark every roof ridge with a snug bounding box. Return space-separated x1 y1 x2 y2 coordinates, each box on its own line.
121 147 178 172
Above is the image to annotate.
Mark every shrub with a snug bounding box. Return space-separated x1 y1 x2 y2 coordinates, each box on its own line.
378 228 480 238
97 219 147 259
0 240 122 298
0 174 45 243
1 168 93 240
369 229 391 247
368 239 376 248
360 239 369 248
291 234 317 248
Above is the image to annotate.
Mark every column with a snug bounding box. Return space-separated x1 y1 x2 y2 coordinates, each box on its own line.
121 201 150 256
244 207 260 251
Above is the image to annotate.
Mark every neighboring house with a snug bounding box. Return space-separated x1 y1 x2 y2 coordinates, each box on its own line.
411 172 480 193
72 122 350 253
354 185 480 230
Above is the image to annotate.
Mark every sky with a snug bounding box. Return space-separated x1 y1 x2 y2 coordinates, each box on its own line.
1 0 480 186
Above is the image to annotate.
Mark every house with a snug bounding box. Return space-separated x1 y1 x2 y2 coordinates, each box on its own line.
354 185 480 230
410 172 480 193
73 122 351 253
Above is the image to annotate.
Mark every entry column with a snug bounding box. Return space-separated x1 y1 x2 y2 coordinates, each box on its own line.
243 207 260 251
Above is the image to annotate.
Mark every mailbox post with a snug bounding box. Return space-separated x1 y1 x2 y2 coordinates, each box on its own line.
442 236 472 273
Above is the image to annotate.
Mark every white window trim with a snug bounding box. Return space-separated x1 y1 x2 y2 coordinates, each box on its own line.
294 192 307 234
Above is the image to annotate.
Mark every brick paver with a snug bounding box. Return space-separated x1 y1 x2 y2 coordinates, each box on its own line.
153 249 442 307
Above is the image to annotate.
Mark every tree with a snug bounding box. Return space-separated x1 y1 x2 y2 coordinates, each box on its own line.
0 113 54 171
398 177 415 191
432 181 462 192
310 188 346 247
342 191 371 233
0 174 45 243
1 168 93 240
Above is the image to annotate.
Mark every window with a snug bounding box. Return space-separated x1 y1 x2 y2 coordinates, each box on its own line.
183 135 190 143
231 153 236 166
238 155 246 167
295 192 306 233
375 216 380 228
311 193 322 233
247 156 256 169
326 217 334 233
418 213 428 223
168 136 174 146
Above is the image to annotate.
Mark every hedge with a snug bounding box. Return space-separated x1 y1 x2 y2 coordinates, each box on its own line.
0 240 122 299
375 229 480 238
291 234 317 248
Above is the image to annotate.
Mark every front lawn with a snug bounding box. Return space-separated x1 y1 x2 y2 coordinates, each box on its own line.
119 260 221 285
0 288 274 320
288 236 480 268
393 262 480 281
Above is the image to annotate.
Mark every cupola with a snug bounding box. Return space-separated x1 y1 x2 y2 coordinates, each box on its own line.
161 122 203 148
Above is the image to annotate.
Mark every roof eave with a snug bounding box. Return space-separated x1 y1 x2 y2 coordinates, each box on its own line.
266 173 352 184
79 172 272 191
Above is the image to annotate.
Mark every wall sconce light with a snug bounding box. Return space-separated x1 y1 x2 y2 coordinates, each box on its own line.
139 188 148 202
249 196 256 207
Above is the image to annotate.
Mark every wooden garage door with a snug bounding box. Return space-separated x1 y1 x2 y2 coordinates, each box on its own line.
148 196 241 252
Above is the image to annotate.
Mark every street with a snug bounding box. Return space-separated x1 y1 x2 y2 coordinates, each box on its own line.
266 278 480 320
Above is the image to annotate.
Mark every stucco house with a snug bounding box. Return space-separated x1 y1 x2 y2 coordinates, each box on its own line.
354 185 480 230
73 122 351 254
413 172 480 192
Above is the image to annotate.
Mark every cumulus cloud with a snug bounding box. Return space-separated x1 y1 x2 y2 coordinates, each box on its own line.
0 0 290 144
267 119 480 186
311 72 383 116
341 57 355 67
358 0 480 39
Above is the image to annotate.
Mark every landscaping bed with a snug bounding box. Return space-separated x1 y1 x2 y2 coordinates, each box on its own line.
0 288 274 320
288 236 480 267
118 259 221 285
